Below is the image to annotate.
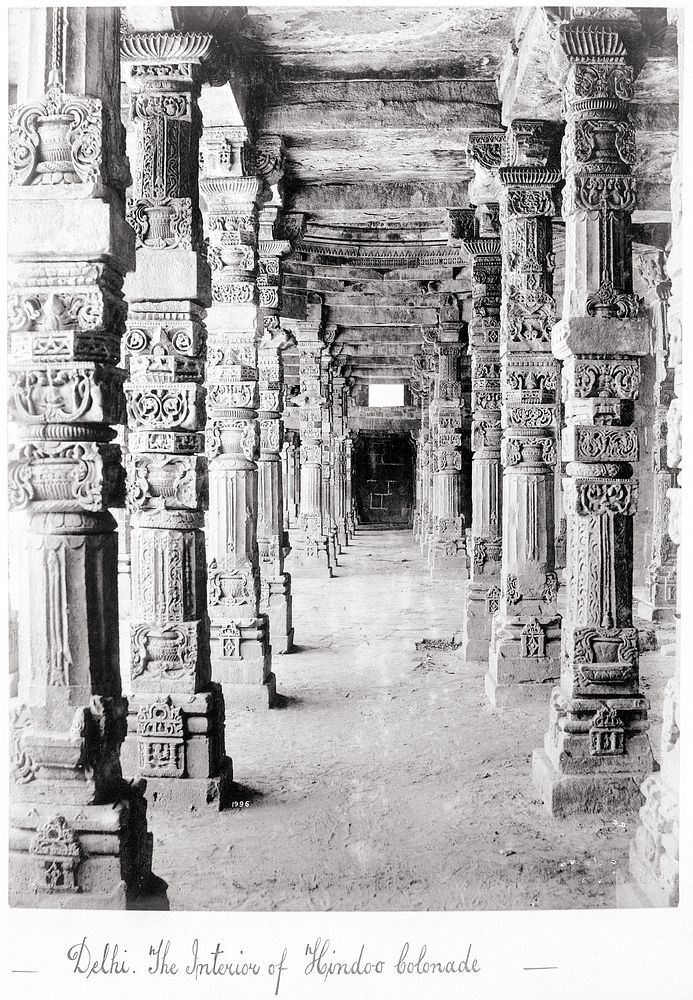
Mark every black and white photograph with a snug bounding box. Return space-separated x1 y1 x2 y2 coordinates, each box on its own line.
3 1 691 996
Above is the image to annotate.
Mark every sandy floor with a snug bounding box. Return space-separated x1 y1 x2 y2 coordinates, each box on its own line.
147 528 675 911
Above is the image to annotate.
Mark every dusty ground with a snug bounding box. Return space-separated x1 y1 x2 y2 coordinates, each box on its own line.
147 529 675 911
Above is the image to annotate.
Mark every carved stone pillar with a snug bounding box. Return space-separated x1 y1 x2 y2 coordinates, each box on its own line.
418 350 436 559
321 352 340 565
254 147 296 651
283 431 300 529
8 7 152 905
410 356 427 543
486 120 563 707
460 133 504 658
624 133 681 905
291 327 333 576
345 433 356 537
198 125 276 709
257 320 295 654
429 335 469 577
634 247 676 622
532 14 654 815
331 374 349 548
120 31 233 800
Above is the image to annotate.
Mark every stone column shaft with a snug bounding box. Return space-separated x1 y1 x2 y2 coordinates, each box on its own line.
120 31 232 798
321 355 340 565
344 433 356 537
635 247 676 622
8 7 152 905
625 76 682 903
532 13 654 816
429 336 469 577
255 183 295 654
283 432 300 528
199 125 275 709
459 143 505 657
331 375 349 547
486 120 563 707
258 319 295 653
291 330 334 576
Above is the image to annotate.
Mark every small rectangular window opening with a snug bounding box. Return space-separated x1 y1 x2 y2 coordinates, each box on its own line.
368 383 404 407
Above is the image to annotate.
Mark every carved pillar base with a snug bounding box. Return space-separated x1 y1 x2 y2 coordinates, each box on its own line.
636 594 676 624
486 616 561 707
327 523 340 564
337 517 350 549
532 683 654 818
289 535 334 578
210 617 275 711
484 465 561 705
430 537 469 578
122 689 233 807
261 573 294 653
462 582 499 660
9 789 153 909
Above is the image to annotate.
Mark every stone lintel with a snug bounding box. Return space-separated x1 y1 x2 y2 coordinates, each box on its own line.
552 317 651 360
125 248 212 306
9 197 135 273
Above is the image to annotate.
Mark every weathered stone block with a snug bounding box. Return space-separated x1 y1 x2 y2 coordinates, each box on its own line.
8 196 135 273
552 316 651 359
124 248 212 306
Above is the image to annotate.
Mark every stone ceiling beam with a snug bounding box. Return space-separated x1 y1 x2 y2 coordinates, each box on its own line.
263 78 501 131
287 180 473 212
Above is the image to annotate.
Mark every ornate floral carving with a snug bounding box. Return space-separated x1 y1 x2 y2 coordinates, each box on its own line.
9 86 105 187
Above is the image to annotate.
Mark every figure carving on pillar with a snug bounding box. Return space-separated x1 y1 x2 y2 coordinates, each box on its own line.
532 12 656 816
8 6 153 905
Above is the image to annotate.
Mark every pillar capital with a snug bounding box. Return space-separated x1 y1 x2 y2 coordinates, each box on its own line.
120 30 225 87
466 129 506 205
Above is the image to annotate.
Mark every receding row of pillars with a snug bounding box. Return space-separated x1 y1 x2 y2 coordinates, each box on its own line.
411 14 680 903
7 9 360 906
7 9 680 910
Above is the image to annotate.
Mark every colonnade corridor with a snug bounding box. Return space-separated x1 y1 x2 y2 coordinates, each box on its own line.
145 526 672 911
7 6 682 924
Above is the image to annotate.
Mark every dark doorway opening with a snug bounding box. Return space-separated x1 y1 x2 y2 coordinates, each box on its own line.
352 431 415 527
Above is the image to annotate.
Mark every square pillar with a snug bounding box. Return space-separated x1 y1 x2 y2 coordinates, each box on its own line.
532 13 655 815
8 7 153 905
199 126 276 709
120 31 234 789
486 121 563 707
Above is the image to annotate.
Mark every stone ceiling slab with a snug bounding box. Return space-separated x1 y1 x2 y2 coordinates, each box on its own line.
243 6 521 79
